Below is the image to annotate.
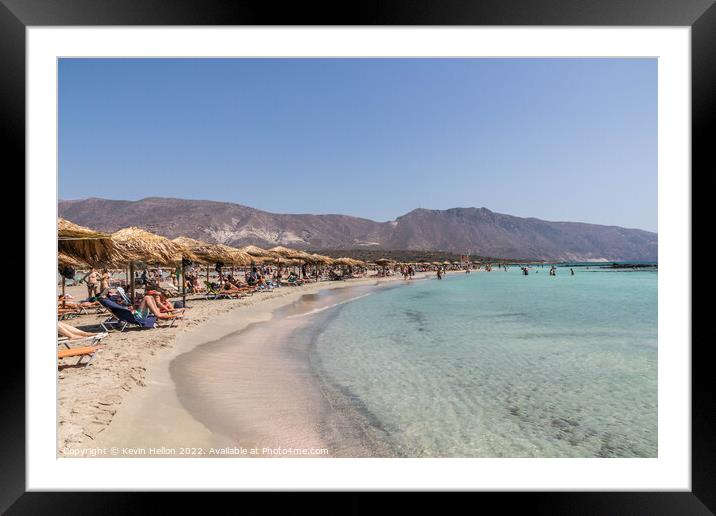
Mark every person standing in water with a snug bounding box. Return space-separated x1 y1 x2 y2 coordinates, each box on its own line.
571 268 575 276
437 268 443 280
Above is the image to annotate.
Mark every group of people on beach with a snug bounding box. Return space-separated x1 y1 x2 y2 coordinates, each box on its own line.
79 267 111 298
401 265 416 280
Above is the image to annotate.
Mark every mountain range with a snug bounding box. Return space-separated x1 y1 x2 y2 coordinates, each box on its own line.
58 197 658 262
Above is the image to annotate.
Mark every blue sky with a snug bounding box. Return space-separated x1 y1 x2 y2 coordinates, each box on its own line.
59 58 657 232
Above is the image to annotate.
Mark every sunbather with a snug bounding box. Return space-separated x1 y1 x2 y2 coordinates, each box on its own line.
137 294 180 320
58 295 98 308
100 268 111 292
147 290 183 313
58 321 107 341
286 271 303 285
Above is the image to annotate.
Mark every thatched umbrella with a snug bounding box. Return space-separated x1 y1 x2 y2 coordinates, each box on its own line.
220 245 250 267
307 253 333 264
113 228 190 266
268 246 302 258
374 258 394 275
112 227 194 301
240 245 273 258
173 238 251 291
57 252 87 307
302 253 332 279
58 251 86 269
268 246 314 267
58 218 117 266
266 246 302 274
58 219 118 307
334 257 361 276
176 239 241 266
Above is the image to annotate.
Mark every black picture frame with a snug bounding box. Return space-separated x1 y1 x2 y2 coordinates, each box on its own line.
7 0 710 512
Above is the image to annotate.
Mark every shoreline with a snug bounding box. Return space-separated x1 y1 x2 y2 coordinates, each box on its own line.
59 271 447 455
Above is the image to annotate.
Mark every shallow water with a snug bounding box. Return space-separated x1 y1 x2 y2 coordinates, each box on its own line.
312 267 657 457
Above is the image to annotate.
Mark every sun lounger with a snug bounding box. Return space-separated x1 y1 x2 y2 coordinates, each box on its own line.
99 298 158 332
57 307 80 320
99 297 182 331
203 281 248 300
57 332 107 348
115 287 136 307
58 295 106 314
203 281 228 300
57 346 99 367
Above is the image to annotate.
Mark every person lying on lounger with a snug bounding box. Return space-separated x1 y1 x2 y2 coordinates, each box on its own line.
286 271 303 285
58 295 101 308
57 321 107 341
136 294 182 320
145 290 172 311
148 290 184 314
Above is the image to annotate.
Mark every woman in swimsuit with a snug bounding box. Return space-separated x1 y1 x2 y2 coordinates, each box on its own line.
81 267 99 298
100 268 111 292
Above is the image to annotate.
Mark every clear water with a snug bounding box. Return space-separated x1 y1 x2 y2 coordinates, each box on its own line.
312 267 657 457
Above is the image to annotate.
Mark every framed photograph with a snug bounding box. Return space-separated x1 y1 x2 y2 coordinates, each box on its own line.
11 0 710 510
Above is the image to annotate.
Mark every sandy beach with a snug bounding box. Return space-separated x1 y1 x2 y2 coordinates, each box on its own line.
58 272 441 456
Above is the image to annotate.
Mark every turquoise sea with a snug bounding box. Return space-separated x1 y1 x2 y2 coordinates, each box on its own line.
310 265 657 457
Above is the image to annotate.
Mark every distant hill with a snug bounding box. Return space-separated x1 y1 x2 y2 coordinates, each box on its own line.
58 197 657 262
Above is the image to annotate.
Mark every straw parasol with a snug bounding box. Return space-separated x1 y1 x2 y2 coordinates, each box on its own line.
334 257 355 267
218 244 253 266
172 237 252 266
268 246 308 260
58 218 118 266
374 258 394 266
58 251 86 269
240 245 273 258
112 228 191 266
279 257 303 267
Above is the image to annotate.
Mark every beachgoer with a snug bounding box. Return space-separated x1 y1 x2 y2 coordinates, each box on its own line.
81 267 99 298
136 294 177 320
571 268 575 276
147 290 175 312
57 321 107 340
100 268 111 292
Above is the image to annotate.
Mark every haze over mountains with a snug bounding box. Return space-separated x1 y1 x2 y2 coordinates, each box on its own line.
58 197 658 262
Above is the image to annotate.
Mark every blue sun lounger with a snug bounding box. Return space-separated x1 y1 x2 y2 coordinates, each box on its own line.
99 297 157 332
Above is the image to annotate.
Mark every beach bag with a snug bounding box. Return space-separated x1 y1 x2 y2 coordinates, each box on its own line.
173 301 184 309
59 265 75 280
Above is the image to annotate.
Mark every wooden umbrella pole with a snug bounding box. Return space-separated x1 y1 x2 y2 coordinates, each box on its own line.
129 261 135 303
181 260 187 309
61 277 66 308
